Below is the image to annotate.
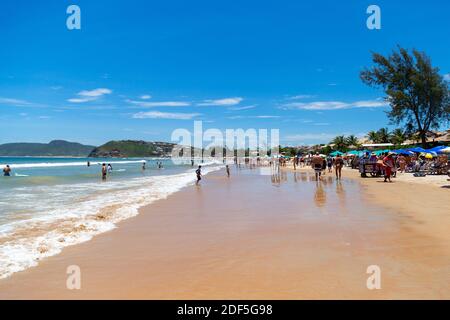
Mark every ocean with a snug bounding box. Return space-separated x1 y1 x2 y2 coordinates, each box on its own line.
0 157 223 279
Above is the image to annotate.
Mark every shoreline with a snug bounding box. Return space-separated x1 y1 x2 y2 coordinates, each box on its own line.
0 165 449 299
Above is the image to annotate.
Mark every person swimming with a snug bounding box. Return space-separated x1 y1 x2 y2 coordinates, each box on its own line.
3 165 11 176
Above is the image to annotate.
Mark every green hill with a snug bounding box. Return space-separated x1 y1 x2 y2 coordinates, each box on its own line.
0 140 96 157
88 140 176 158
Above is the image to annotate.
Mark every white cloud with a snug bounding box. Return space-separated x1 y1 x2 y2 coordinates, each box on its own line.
197 97 243 106
254 115 280 119
285 94 316 100
0 97 32 106
0 97 46 108
140 95 152 100
68 88 112 103
281 99 388 110
38 116 51 119
228 105 256 111
78 88 112 97
132 111 200 120
444 74 450 81
283 133 337 144
127 99 191 107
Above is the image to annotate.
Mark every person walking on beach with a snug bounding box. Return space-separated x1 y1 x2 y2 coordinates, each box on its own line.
382 153 394 182
3 165 11 176
226 164 230 178
101 163 107 181
327 156 333 173
311 152 323 181
195 165 202 185
335 154 344 180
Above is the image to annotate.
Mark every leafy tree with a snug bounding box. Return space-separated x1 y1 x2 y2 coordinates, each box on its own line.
361 47 450 147
345 135 360 148
376 128 390 143
331 135 348 151
367 131 379 143
390 128 407 145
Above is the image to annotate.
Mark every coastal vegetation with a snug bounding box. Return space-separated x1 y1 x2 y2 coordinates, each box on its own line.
360 46 450 147
88 140 176 158
0 140 95 157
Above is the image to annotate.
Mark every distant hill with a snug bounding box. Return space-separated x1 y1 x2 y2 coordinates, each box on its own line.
88 140 176 158
0 140 96 157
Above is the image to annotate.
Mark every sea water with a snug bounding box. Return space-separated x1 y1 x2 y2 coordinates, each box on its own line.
0 157 222 279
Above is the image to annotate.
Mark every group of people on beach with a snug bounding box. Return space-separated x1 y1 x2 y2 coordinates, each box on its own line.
309 152 344 181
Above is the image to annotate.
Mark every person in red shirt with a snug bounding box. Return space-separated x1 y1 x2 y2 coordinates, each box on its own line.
382 153 394 182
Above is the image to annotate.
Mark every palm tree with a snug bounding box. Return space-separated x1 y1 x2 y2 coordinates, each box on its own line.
331 135 347 151
367 131 379 143
390 128 406 145
377 128 390 143
345 135 360 148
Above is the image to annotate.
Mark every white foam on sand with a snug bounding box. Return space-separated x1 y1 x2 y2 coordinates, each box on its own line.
0 165 222 279
2 160 146 169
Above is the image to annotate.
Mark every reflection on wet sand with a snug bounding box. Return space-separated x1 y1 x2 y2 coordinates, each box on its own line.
271 171 348 209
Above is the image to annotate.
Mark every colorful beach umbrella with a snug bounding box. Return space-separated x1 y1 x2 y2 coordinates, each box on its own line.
408 147 427 153
439 147 450 154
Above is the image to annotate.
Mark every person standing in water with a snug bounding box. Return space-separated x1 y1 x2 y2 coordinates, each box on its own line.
87 161 90 167
226 165 230 178
334 154 344 180
107 164 113 173
195 165 202 185
3 165 11 176
101 163 107 181
142 162 146 171
311 152 323 181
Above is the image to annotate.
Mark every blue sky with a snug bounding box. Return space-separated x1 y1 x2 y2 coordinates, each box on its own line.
0 0 449 146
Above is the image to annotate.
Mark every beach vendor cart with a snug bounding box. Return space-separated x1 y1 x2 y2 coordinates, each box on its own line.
359 160 381 177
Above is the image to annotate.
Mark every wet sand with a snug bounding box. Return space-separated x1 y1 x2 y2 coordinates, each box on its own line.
0 166 449 299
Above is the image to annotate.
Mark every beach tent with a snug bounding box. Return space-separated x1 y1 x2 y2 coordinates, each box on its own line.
429 146 446 152
330 151 343 156
393 149 414 155
346 150 359 156
440 147 450 154
374 149 390 156
408 147 427 153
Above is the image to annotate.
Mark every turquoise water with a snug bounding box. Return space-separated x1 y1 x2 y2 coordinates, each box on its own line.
0 157 222 279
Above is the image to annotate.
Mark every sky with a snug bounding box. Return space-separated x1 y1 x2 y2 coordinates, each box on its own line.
0 0 449 146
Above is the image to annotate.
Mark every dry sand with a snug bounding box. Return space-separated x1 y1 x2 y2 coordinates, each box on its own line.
0 166 449 299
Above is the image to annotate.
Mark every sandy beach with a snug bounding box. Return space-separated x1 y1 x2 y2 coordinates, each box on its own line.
0 165 448 299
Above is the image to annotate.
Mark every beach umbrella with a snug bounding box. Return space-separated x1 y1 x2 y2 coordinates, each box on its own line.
439 147 450 154
424 153 434 159
408 147 427 153
429 146 446 152
330 151 343 156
